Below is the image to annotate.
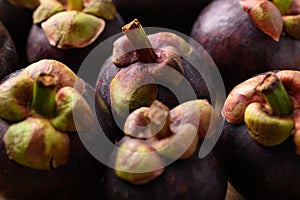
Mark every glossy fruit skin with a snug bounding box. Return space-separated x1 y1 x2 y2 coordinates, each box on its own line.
190 0 300 92
112 0 212 34
0 0 33 67
96 55 210 142
102 139 227 200
215 121 300 200
0 71 111 200
27 15 125 73
0 20 18 80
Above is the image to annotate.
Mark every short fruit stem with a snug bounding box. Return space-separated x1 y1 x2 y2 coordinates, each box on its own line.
122 19 158 63
67 0 83 11
256 72 293 117
32 73 58 117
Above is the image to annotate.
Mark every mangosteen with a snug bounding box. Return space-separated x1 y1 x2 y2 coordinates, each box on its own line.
112 0 212 34
190 0 300 92
0 20 18 80
0 59 112 199
0 0 39 67
101 100 227 200
96 19 211 142
26 0 125 73
215 70 300 199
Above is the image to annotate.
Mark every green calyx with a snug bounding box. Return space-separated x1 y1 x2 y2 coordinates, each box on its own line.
51 86 94 132
41 11 105 49
33 0 65 24
244 72 295 146
115 100 216 184
283 15 300 39
4 117 70 170
124 100 172 139
0 75 33 121
245 102 294 146
6 0 39 9
151 124 199 160
240 0 300 41
110 19 192 118
114 138 165 185
83 0 117 20
272 0 292 14
33 0 117 49
0 59 94 170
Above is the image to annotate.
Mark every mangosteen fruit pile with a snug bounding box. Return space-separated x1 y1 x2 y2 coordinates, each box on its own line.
103 100 227 200
26 0 125 72
96 19 210 142
216 70 300 199
0 59 110 199
191 0 300 92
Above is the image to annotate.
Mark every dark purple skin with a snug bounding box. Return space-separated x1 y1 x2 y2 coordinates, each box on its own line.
0 71 113 200
27 14 125 73
0 0 33 68
190 0 300 93
112 0 212 34
96 53 210 142
0 20 18 80
215 121 300 199
99 137 228 200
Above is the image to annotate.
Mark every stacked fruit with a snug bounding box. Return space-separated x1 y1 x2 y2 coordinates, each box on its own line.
0 0 300 199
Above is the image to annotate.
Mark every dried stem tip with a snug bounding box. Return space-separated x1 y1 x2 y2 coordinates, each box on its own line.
256 72 293 117
122 19 158 63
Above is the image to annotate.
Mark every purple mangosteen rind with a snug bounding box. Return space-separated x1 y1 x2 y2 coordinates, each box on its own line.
0 0 40 68
5 0 39 9
0 20 18 80
216 120 300 199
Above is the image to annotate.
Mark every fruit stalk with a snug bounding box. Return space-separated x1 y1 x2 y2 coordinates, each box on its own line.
32 73 58 117
256 72 293 117
122 19 158 63
67 0 83 11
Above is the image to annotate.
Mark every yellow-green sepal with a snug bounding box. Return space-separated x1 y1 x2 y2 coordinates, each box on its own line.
4 117 70 170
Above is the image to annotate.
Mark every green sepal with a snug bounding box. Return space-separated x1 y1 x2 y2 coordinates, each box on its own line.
244 102 294 146
51 86 94 132
0 75 33 121
4 117 70 170
33 0 65 24
110 65 158 118
41 11 106 49
283 15 300 39
272 0 292 14
114 137 165 185
83 0 116 20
